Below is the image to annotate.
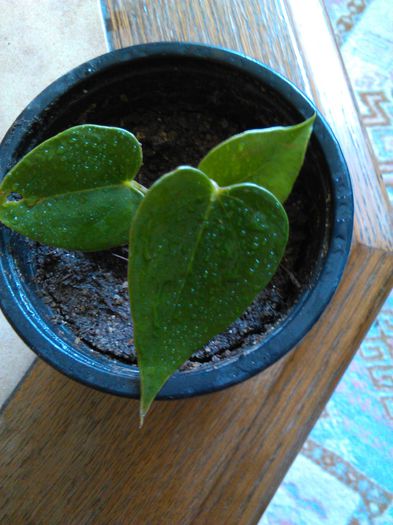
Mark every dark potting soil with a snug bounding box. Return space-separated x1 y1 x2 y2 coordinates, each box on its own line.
33 107 313 370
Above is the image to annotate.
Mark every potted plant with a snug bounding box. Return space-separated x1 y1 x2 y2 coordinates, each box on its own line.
0 43 353 422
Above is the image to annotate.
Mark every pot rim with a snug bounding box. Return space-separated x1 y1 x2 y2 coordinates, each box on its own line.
0 42 354 399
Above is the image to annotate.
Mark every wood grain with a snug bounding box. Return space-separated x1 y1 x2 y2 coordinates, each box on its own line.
1 1 392 524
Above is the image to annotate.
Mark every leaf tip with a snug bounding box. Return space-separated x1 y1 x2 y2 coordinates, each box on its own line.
139 410 146 429
304 112 317 131
139 394 156 427
139 388 156 426
296 112 316 132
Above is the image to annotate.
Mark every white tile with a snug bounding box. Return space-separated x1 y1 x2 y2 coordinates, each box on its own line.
0 0 107 140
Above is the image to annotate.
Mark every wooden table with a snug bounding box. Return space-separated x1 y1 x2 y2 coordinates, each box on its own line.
1 1 392 523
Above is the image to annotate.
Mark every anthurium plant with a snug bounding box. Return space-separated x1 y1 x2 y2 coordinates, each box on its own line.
0 115 315 423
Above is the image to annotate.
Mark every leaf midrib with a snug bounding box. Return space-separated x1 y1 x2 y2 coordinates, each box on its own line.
168 189 217 326
1 180 137 208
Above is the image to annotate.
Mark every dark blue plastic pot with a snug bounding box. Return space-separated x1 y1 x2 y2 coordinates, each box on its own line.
0 43 353 399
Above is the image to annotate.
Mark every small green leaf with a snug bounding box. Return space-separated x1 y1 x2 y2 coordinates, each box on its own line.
129 167 289 421
0 125 144 251
198 114 316 203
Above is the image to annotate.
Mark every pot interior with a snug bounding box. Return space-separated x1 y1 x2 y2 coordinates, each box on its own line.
1 53 332 379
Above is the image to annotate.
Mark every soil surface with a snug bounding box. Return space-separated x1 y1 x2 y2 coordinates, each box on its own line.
33 107 314 370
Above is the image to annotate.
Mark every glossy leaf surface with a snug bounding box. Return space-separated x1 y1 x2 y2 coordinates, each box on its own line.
198 115 316 202
129 167 289 420
0 125 144 251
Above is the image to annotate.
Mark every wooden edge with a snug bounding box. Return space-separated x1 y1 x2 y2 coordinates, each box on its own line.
286 0 393 252
191 244 393 523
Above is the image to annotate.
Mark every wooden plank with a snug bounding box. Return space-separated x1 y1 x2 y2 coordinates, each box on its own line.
286 0 392 251
1 1 392 524
102 0 392 251
1 245 391 525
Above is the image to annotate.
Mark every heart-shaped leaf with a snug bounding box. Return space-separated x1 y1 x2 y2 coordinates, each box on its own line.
198 114 316 203
0 125 144 251
129 167 289 421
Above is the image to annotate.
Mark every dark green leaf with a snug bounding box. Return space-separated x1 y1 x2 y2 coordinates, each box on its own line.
198 114 316 202
0 125 144 251
129 167 288 421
